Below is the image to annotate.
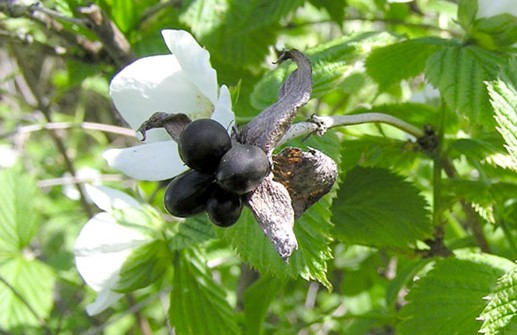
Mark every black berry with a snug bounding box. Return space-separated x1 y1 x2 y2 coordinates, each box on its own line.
216 144 270 194
164 170 214 217
178 119 232 173
206 187 243 227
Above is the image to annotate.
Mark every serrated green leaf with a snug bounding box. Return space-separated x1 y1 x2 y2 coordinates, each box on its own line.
182 0 303 66
0 257 55 331
487 77 517 166
339 135 421 171
331 167 432 249
222 201 336 286
168 217 217 251
170 248 240 335
365 37 445 90
472 14 517 49
243 275 285 335
448 137 503 164
116 240 170 292
0 168 38 258
251 32 392 110
443 179 517 208
397 253 516 335
425 45 509 126
219 134 340 287
479 267 517 334
217 210 290 278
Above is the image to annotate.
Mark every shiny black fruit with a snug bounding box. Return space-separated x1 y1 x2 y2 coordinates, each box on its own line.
164 170 214 217
178 119 232 173
206 187 243 227
216 144 270 194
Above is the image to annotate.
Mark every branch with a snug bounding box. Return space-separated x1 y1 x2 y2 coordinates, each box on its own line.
2 121 136 138
78 4 135 68
279 113 425 146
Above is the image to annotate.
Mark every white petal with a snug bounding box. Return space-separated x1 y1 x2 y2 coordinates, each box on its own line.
86 288 123 316
103 141 188 181
109 54 214 139
161 30 218 106
211 85 235 131
477 0 517 18
74 213 150 292
84 184 141 213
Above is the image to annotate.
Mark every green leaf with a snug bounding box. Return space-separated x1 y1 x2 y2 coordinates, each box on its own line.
170 248 240 335
338 128 428 172
0 257 55 331
181 0 303 66
168 217 217 251
217 210 290 279
457 0 478 31
397 253 516 335
243 275 285 335
251 31 393 110
331 166 432 249
443 179 517 208
479 267 517 334
116 240 170 292
219 134 340 286
365 37 445 90
487 77 517 166
425 45 509 126
472 14 517 49
0 168 39 258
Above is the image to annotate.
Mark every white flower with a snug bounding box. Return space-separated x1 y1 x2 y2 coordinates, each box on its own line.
74 185 153 315
104 29 235 181
477 0 517 18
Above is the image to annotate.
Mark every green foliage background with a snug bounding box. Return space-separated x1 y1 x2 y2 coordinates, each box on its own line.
1 0 517 334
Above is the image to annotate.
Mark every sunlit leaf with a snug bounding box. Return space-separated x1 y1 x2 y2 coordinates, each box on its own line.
0 168 38 260
479 267 517 334
116 240 170 292
0 257 55 331
487 75 517 166
425 45 509 126
168 217 217 251
251 32 393 110
219 134 340 286
397 253 515 335
366 37 445 90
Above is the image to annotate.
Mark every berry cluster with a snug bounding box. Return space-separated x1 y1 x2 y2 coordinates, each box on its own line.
164 119 270 227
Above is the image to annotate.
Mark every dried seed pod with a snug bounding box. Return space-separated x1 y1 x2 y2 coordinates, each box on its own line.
216 144 270 194
164 169 214 217
178 119 232 173
206 187 243 227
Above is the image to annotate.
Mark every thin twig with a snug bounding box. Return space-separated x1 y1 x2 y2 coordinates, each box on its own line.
78 4 135 68
37 174 125 189
279 112 425 146
2 121 136 138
